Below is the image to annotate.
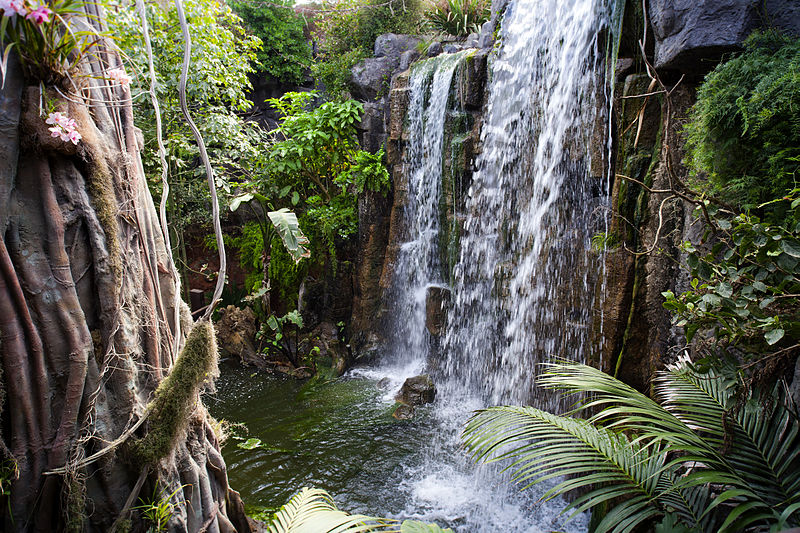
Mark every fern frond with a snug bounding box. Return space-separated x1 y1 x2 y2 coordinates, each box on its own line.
267 487 397 533
462 406 678 533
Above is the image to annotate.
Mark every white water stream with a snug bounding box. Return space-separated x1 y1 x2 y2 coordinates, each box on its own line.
370 0 613 530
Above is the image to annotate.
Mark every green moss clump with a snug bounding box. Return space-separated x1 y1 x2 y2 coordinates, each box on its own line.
133 320 219 465
87 154 122 289
685 31 800 211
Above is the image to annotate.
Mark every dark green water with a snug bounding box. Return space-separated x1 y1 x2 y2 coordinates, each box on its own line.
206 363 588 532
206 364 434 517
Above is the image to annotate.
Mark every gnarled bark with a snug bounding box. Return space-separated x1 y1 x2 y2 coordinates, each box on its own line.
0 32 249 533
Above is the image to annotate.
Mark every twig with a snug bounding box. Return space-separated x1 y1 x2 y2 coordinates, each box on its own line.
109 467 150 533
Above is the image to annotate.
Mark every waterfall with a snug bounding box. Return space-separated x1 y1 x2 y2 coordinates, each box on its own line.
441 0 610 410
368 0 613 529
382 51 473 375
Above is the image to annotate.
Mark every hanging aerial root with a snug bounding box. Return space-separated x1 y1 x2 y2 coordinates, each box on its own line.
131 320 219 465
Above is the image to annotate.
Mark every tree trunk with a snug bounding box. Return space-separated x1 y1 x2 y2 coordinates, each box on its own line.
0 39 249 533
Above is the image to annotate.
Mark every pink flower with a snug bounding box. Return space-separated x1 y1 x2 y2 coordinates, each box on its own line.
44 111 80 145
25 4 51 23
1 0 27 17
107 68 132 87
46 111 65 126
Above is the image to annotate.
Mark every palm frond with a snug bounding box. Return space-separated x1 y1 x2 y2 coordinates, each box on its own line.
658 358 800 527
267 487 396 533
538 362 712 453
462 406 673 533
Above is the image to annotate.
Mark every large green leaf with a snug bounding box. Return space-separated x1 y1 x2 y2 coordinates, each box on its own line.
268 208 311 264
267 488 395 533
462 406 674 533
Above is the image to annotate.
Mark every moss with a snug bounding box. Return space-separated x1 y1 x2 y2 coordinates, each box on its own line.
65 475 86 533
133 320 219 465
86 153 122 290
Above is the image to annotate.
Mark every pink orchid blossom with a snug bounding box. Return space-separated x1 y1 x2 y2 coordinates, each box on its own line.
1 0 27 17
107 68 132 87
45 111 81 145
67 129 81 145
25 4 52 23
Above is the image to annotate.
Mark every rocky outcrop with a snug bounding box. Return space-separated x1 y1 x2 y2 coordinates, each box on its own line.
425 287 451 336
215 305 259 364
374 33 423 60
647 0 800 74
395 375 437 406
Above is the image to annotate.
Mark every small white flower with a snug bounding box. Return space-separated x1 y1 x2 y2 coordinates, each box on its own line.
107 68 132 87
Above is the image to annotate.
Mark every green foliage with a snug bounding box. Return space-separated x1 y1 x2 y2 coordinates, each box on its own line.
0 0 106 85
232 92 388 261
685 31 800 210
134 484 186 533
313 0 422 98
266 487 451 532
662 194 800 362
462 359 800 533
261 309 306 368
425 0 489 37
107 0 265 222
227 0 312 84
590 231 619 252
133 321 219 465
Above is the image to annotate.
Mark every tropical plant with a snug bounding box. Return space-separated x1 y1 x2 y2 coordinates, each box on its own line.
425 0 489 37
134 484 186 532
684 30 800 211
662 193 800 369
227 0 312 85
266 487 452 533
462 359 800 533
0 0 107 85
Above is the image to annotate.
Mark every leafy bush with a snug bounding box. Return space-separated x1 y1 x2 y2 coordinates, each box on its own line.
463 360 800 533
425 0 489 37
313 0 422 98
685 31 800 211
107 0 265 209
662 193 799 374
227 0 312 85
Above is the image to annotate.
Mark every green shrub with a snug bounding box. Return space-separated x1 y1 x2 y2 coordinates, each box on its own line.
685 31 800 211
227 0 313 85
425 0 489 37
313 0 422 98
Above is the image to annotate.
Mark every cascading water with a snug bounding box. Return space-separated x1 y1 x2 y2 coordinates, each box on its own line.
381 51 472 375
375 0 612 529
441 0 610 410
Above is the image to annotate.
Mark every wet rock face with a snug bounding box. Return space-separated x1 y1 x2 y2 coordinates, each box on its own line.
426 286 451 336
395 374 437 406
350 57 395 101
647 0 800 74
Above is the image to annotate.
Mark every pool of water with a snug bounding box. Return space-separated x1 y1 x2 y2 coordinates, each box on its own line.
206 362 588 532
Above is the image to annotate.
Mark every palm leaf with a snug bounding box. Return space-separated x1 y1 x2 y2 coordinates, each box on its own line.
462 406 676 533
267 488 396 533
268 208 311 264
538 362 713 454
657 359 800 529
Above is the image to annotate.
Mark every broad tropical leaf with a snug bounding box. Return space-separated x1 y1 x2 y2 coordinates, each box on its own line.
462 406 671 533
267 488 395 533
268 208 311 264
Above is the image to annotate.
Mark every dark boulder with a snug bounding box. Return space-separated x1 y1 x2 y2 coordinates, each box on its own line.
349 57 395 101
374 33 423 59
647 0 800 74
395 374 436 406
